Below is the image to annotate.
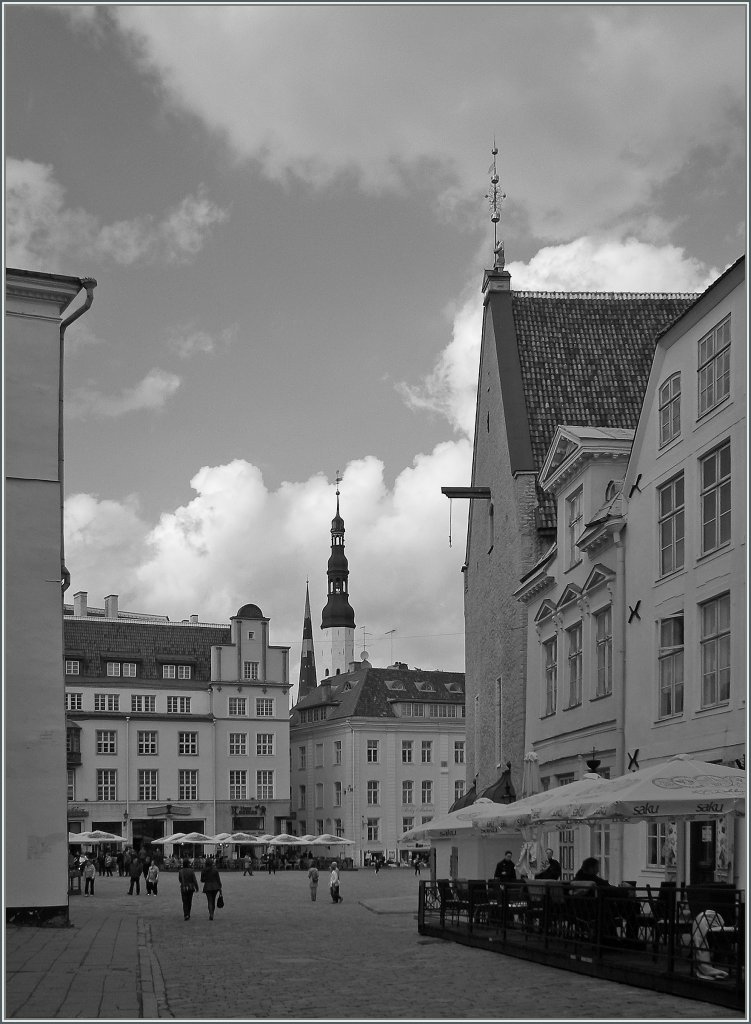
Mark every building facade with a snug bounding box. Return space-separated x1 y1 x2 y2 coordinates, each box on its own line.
620 256 746 886
289 665 466 865
6 268 96 924
453 259 697 796
65 595 292 846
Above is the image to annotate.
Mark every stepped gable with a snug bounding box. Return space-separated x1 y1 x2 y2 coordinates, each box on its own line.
64 619 231 682
511 291 696 529
292 666 465 723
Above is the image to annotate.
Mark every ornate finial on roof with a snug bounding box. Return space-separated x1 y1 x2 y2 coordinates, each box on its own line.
335 469 342 514
485 140 506 269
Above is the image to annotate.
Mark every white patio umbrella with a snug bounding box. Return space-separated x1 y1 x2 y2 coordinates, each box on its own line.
516 752 543 877
227 832 262 844
209 832 234 843
78 830 126 843
470 774 610 832
398 797 511 843
151 832 187 846
179 832 214 844
565 754 746 823
310 834 354 846
267 833 304 846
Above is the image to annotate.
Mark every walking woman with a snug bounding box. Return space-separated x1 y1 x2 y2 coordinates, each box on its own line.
178 858 199 921
200 856 223 920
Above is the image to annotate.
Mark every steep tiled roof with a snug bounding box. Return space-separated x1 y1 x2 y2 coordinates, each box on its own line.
291 666 465 724
511 292 696 529
64 619 231 682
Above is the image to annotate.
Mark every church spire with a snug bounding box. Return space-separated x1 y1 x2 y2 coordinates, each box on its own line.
321 472 356 675
297 582 317 701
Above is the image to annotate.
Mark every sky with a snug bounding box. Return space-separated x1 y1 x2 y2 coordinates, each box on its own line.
4 4 746 695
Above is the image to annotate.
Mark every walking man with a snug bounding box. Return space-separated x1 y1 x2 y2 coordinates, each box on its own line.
128 857 142 895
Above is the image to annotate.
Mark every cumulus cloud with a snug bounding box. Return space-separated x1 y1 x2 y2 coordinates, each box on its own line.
5 158 227 272
507 237 719 293
166 323 238 359
65 447 470 687
84 5 745 242
67 369 181 419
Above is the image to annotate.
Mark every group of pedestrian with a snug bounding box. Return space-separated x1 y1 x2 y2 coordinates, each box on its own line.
178 857 223 921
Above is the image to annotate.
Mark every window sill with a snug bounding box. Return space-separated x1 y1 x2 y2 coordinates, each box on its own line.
696 542 732 563
590 691 612 702
540 711 557 720
562 702 582 712
657 435 682 456
653 713 684 726
655 566 686 585
694 702 732 716
696 394 731 425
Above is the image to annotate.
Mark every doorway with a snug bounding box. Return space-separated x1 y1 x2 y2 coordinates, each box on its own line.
689 820 716 884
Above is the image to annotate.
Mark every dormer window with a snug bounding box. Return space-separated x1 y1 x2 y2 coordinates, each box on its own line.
658 373 681 446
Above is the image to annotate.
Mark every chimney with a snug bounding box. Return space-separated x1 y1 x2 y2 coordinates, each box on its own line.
104 594 119 619
190 614 199 624
73 591 88 618
320 680 332 700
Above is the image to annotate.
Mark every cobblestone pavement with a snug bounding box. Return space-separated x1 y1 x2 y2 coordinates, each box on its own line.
5 868 744 1020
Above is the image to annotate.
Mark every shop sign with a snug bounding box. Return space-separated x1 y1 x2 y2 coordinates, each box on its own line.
67 805 89 817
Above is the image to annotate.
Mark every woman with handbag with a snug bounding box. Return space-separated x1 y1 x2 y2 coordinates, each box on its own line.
200 856 223 920
178 858 199 921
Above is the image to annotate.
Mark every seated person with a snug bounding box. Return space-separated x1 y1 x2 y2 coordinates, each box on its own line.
573 856 613 888
494 850 517 882
534 848 562 880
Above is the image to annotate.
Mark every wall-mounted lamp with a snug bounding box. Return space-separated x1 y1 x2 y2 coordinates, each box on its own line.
236 686 242 693
262 686 268 694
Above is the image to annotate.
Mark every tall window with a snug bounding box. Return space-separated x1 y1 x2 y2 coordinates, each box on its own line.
335 819 344 838
131 695 156 712
298 745 307 769
544 636 557 715
591 823 611 881
167 696 191 714
256 698 274 717
257 770 274 799
701 594 730 707
96 730 117 754
178 731 198 755
65 660 80 675
594 607 613 696
334 740 342 765
454 779 466 803
179 769 198 800
421 780 433 804
229 732 247 756
67 769 75 801
700 442 731 554
658 373 681 446
138 769 158 801
402 780 413 805
243 661 259 680
658 615 684 718
138 730 158 755
401 740 413 764
566 489 583 567
94 693 120 712
299 785 306 809
421 740 432 764
315 742 324 766
366 740 380 763
66 692 83 711
454 740 465 764
402 817 414 833
97 768 117 801
698 316 731 416
646 822 670 869
334 781 342 807
367 780 380 805
229 770 247 799
367 818 379 842
257 733 274 756
566 624 582 707
658 474 685 576
228 697 247 716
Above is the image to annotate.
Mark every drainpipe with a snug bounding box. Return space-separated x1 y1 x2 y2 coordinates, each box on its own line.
350 723 357 864
212 716 217 835
124 715 131 843
613 525 626 880
58 279 96 591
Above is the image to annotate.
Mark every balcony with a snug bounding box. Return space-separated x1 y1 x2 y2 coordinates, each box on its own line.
67 751 82 767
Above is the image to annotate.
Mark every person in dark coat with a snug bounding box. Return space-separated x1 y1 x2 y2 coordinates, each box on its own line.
178 858 199 921
494 850 517 882
573 856 613 888
535 848 562 880
128 857 142 895
200 857 223 920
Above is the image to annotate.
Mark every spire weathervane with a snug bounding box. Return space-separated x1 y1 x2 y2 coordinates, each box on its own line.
485 140 506 270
